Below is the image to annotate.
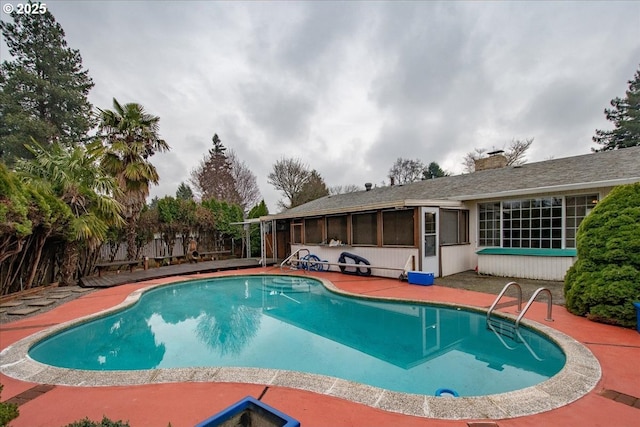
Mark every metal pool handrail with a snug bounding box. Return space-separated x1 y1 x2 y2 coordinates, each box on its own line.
280 248 311 273
486 281 523 323
515 287 554 328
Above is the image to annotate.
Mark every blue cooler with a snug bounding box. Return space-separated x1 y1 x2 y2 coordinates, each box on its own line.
408 271 434 286
634 302 640 333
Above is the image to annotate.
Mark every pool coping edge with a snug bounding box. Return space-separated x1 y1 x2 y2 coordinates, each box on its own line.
0 274 602 420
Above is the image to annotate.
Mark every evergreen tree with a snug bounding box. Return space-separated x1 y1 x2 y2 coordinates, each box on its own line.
190 134 239 203
176 181 194 200
564 183 640 327
248 200 269 219
423 162 449 179
0 2 95 163
593 67 640 151
247 200 268 257
291 170 329 207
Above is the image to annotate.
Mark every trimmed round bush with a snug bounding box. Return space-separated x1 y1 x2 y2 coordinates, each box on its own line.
564 182 640 328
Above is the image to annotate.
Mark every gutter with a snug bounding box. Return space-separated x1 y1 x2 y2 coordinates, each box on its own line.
449 177 640 201
261 199 463 220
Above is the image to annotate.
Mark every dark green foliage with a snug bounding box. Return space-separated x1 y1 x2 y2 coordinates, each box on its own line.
156 196 187 256
248 200 269 219
201 198 243 240
0 2 95 164
63 416 130 427
423 161 449 179
0 163 33 237
564 183 640 327
248 200 269 256
0 384 19 427
291 169 329 207
175 182 194 200
1 162 73 293
593 66 640 151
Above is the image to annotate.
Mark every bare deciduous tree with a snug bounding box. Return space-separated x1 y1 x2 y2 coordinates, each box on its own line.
268 157 311 210
329 184 361 195
268 157 330 210
228 150 261 213
463 138 534 172
388 158 425 184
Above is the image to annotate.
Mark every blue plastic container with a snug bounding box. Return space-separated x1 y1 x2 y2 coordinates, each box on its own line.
195 396 300 427
408 271 434 286
634 302 640 333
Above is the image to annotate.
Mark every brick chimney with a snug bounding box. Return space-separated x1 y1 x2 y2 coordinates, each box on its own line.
474 150 508 171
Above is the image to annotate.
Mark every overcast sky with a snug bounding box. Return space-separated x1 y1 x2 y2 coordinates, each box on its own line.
2 1 639 212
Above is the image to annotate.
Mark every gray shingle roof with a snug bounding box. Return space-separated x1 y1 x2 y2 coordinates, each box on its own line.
271 146 640 219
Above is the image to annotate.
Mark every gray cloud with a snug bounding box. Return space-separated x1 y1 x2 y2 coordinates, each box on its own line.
2 0 638 211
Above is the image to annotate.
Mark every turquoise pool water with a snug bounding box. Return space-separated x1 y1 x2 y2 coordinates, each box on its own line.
29 275 565 396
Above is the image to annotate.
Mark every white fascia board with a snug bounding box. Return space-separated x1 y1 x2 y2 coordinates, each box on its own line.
262 199 463 220
449 178 640 201
403 199 464 208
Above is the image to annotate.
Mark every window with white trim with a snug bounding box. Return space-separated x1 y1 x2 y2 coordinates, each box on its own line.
503 198 562 248
478 202 500 247
478 194 599 249
565 194 599 248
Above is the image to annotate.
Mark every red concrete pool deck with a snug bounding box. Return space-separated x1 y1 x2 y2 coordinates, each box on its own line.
1 267 639 427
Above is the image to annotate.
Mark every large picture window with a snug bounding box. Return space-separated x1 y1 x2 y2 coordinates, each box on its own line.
352 212 377 245
440 209 469 245
326 215 348 244
478 194 598 249
382 209 414 246
503 198 562 248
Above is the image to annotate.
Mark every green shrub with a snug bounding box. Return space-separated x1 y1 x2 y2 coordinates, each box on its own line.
64 416 130 427
0 384 19 427
564 182 640 327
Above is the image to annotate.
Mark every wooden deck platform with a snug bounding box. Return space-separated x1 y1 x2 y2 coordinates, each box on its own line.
80 258 275 288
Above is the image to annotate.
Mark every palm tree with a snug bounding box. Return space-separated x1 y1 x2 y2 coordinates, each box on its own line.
16 141 123 286
98 98 170 260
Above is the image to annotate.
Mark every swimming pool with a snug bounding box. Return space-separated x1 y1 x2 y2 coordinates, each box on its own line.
28 275 565 397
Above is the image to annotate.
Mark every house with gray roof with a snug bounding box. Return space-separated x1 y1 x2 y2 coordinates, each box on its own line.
261 146 640 281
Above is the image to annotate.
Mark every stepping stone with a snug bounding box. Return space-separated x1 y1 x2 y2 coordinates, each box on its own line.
72 288 93 293
26 300 56 307
0 301 23 308
20 295 45 300
7 307 40 316
47 293 72 299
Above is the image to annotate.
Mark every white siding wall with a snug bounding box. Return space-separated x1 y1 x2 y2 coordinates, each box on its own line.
441 245 476 276
478 255 576 281
291 244 418 279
